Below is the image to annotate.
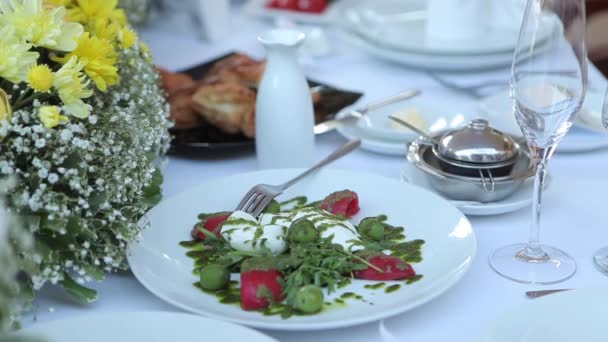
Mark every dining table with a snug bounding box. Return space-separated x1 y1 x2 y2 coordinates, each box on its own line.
21 6 608 342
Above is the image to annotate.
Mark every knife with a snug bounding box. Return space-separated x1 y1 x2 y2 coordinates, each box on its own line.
314 89 421 135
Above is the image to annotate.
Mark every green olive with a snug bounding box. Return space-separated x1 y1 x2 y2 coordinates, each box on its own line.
293 285 324 314
263 200 281 214
357 218 385 241
288 218 318 243
199 264 230 291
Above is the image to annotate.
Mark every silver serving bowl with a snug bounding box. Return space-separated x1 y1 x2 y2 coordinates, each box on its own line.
407 138 535 203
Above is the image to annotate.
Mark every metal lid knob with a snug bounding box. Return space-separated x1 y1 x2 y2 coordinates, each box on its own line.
436 119 519 165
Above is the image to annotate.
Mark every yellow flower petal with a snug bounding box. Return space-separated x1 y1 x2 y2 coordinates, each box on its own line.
38 105 67 128
53 32 119 92
1 0 83 51
0 26 39 83
0 89 12 124
53 56 92 118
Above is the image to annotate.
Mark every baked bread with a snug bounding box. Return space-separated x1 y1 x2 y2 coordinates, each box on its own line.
157 67 195 95
204 53 266 88
191 82 256 138
168 87 202 129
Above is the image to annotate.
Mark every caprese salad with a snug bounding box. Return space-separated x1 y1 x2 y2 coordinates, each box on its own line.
180 190 424 318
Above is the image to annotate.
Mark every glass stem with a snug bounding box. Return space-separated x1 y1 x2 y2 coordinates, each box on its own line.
521 146 552 260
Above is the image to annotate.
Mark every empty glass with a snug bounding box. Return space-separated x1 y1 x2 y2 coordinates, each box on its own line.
490 0 588 284
592 87 608 274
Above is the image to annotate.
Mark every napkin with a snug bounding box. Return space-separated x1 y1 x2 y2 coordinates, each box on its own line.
426 0 527 41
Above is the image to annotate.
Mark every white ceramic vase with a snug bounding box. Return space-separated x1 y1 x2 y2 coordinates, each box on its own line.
256 29 315 169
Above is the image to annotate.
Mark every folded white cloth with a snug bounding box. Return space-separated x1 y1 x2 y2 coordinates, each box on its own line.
426 0 527 41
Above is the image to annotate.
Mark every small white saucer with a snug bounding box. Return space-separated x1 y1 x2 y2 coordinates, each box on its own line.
400 163 544 216
335 100 475 155
479 89 608 153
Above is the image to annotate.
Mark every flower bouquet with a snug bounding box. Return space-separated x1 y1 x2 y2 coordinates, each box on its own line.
0 0 171 315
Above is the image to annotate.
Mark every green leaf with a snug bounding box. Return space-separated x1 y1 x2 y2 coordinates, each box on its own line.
62 151 83 170
83 265 105 281
66 216 97 240
60 273 98 303
40 216 68 234
20 214 41 231
139 168 163 208
88 191 108 215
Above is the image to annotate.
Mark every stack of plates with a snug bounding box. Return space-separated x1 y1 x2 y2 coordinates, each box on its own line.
335 0 560 71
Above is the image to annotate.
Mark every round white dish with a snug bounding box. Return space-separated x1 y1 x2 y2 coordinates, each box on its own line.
338 0 555 56
128 169 476 330
479 89 608 153
12 311 276 342
400 164 542 216
338 29 517 71
356 98 469 142
335 104 476 155
476 288 608 342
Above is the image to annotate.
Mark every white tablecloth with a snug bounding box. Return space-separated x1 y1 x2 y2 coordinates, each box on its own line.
21 8 608 342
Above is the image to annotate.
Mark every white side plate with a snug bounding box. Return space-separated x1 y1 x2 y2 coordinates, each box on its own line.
13 312 276 342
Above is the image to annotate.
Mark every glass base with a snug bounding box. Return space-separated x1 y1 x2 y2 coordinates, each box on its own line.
593 247 608 275
490 243 576 285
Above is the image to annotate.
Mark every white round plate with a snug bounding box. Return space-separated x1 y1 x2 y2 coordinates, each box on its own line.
338 0 556 56
335 105 476 155
12 312 276 342
476 288 608 342
338 29 517 71
128 169 476 330
356 98 469 142
400 164 542 216
479 90 608 153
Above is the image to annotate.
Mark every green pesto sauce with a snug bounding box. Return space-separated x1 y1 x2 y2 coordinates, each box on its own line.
340 292 363 300
385 284 401 293
364 282 386 290
223 218 257 227
338 278 352 289
194 280 241 306
389 239 425 263
279 196 308 210
406 274 423 285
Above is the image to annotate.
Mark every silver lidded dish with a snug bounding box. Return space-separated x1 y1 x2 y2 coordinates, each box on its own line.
407 119 535 203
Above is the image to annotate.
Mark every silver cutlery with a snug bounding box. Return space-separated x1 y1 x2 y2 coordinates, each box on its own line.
314 89 421 134
525 289 572 299
235 139 361 216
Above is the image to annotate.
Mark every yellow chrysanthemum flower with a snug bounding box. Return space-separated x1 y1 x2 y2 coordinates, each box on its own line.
27 64 54 93
38 105 69 128
68 0 123 24
53 32 118 92
53 56 93 118
0 0 83 51
89 17 121 43
0 27 39 83
120 27 137 49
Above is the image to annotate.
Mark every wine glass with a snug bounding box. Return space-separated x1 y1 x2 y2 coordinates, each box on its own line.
592 87 608 273
490 0 587 284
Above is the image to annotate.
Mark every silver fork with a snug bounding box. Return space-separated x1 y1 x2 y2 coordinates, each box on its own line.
235 139 362 217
